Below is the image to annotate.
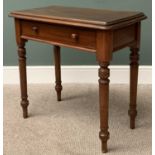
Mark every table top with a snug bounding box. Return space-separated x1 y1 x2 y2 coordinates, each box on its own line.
10 5 146 29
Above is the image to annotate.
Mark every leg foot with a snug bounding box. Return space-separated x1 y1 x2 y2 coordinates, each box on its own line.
102 143 108 153
55 84 62 101
128 105 137 129
99 130 109 153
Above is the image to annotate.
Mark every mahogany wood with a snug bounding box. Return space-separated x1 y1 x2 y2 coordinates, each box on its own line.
98 62 110 153
113 24 136 51
10 6 147 153
128 22 141 129
129 47 139 129
18 40 29 118
9 6 146 30
21 20 96 50
15 19 29 118
53 46 62 101
96 30 113 61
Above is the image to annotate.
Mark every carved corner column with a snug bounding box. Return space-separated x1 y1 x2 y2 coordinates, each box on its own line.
17 39 29 118
128 47 139 129
53 45 62 101
98 62 110 153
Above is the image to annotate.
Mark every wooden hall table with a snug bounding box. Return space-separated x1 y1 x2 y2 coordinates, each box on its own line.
10 6 146 153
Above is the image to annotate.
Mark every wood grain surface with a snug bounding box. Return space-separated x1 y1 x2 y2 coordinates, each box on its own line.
10 6 147 30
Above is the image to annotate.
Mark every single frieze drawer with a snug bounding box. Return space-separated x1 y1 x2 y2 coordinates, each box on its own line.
21 20 96 50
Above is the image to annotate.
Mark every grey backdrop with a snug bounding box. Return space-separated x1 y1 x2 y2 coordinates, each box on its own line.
4 0 152 66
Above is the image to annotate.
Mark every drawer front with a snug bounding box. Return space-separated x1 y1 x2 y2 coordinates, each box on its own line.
21 20 96 50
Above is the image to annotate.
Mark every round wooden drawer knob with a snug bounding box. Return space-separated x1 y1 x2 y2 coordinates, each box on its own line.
71 33 79 40
32 26 38 33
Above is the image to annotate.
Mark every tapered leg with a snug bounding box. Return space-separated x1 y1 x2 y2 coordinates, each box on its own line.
98 62 110 153
128 47 139 129
53 45 62 101
17 39 29 118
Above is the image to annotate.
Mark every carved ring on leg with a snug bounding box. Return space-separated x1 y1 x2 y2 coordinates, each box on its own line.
55 83 62 101
21 99 29 118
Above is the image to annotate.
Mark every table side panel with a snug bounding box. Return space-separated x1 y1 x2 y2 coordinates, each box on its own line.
113 24 136 51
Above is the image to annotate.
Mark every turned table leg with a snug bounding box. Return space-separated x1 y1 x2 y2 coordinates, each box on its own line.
98 62 110 153
17 39 29 118
53 45 62 101
128 47 139 129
